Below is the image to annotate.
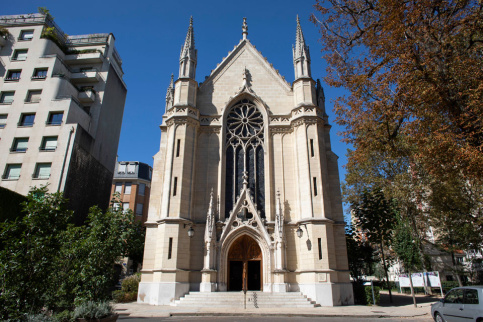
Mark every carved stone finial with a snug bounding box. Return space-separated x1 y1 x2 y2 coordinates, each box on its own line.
242 17 248 40
165 73 175 109
242 67 248 87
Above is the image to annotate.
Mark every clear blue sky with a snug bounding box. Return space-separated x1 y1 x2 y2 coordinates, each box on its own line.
4 0 352 210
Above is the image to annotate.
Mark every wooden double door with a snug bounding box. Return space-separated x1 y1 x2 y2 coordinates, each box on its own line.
228 235 262 291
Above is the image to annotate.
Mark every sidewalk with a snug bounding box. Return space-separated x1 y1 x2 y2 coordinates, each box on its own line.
114 291 438 319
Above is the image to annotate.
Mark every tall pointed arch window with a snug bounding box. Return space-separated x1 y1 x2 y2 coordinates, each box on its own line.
225 99 265 218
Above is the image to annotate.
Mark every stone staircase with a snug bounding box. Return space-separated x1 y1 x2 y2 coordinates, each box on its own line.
173 291 317 308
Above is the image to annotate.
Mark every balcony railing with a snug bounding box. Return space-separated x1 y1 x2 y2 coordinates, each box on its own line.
71 68 100 83
65 51 103 64
5 77 20 82
10 148 27 153
1 175 20 180
17 122 34 127
39 147 56 152
46 120 63 126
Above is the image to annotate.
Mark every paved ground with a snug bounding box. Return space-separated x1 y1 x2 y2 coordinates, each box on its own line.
119 317 433 321
114 291 438 320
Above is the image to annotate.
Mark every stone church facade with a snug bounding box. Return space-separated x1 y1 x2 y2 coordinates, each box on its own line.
138 17 354 306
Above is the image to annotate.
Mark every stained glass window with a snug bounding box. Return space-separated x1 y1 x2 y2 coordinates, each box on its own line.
225 99 265 218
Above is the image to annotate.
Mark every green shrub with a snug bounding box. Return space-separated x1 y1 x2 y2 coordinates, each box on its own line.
121 274 141 293
0 27 9 39
73 301 113 320
26 313 52 321
365 286 380 305
442 281 460 293
52 310 74 322
352 283 367 305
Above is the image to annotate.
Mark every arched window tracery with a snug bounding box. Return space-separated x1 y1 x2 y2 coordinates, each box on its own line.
225 99 265 218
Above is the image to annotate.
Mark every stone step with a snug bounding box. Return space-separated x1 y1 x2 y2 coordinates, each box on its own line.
174 291 316 308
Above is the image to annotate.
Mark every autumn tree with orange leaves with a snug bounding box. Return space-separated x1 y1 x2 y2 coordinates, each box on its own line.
312 0 483 278
312 0 482 181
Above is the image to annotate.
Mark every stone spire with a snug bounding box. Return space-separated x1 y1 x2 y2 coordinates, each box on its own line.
275 189 284 239
165 73 174 109
205 188 215 242
242 17 248 40
293 15 311 79
179 16 197 79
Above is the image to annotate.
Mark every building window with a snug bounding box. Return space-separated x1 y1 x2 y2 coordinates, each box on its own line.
313 177 318 196
46 112 63 125
124 182 132 195
118 163 126 173
113 203 120 211
136 203 143 216
176 139 181 157
310 139 315 157
0 114 7 128
225 99 265 218
5 70 21 81
32 68 48 80
114 182 122 193
168 238 173 259
0 92 14 104
19 30 34 41
26 90 42 103
3 164 21 180
138 183 146 196
33 163 51 179
318 238 322 260
40 136 58 151
12 49 28 61
19 113 35 127
11 138 29 153
173 177 178 196
122 202 130 213
127 163 136 174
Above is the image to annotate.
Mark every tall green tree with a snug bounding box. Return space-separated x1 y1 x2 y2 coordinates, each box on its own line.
346 227 376 282
0 187 145 320
352 187 397 302
393 218 422 307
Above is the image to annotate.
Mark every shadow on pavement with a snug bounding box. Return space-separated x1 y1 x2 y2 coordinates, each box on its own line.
378 290 441 307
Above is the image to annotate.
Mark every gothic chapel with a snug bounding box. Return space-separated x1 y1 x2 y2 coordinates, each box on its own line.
138 17 354 306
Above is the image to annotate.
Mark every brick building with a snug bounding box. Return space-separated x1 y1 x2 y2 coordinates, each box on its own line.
110 161 152 224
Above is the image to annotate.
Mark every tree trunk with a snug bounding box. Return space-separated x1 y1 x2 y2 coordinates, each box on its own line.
381 240 393 303
451 252 463 287
409 206 432 294
408 268 417 308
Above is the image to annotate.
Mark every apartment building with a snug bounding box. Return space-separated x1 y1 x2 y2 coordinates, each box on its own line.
0 13 127 222
110 161 152 224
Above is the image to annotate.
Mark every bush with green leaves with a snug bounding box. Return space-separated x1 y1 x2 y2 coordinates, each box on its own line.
365 286 380 306
0 186 144 320
112 273 140 303
73 301 113 320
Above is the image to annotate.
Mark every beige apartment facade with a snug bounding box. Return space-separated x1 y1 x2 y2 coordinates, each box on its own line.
0 13 126 221
138 18 353 306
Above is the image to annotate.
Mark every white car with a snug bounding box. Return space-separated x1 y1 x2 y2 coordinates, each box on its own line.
431 286 483 322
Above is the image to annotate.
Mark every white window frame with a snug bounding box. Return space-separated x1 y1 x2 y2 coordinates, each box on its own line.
124 182 132 195
114 182 122 193
34 163 51 179
4 164 21 180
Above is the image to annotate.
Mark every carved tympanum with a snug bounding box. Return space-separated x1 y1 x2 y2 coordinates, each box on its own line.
228 235 262 261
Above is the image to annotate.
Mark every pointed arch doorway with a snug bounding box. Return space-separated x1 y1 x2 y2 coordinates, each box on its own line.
227 235 262 291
